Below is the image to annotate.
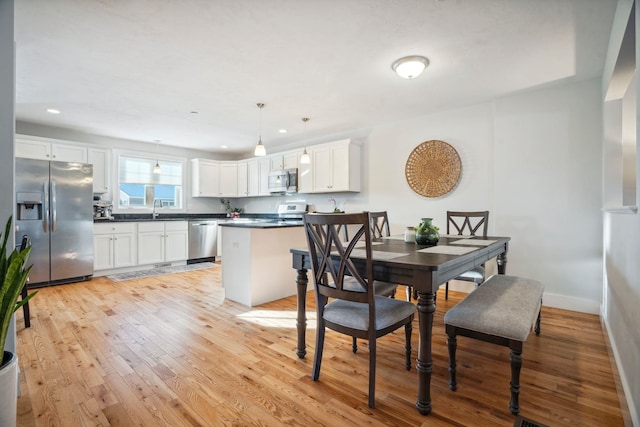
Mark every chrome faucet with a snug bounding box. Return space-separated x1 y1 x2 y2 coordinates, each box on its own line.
152 198 162 219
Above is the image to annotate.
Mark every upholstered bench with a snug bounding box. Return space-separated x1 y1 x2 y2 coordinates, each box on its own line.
444 274 544 415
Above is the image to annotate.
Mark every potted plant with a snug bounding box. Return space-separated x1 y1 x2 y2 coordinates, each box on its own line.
0 216 35 427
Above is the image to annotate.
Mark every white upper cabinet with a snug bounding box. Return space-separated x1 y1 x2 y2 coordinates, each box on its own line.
191 159 238 197
258 157 271 196
309 139 361 193
237 160 249 197
191 158 220 197
16 135 87 163
219 162 238 197
269 151 299 171
87 148 110 194
246 159 260 197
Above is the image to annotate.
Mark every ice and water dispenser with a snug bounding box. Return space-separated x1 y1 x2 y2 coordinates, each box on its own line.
16 192 43 221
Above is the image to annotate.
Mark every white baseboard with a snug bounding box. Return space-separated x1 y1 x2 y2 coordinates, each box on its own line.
601 314 638 427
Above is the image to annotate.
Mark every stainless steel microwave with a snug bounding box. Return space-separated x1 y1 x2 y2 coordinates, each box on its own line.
268 168 298 194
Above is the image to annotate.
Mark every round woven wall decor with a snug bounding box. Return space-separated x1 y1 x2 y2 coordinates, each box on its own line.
405 140 461 198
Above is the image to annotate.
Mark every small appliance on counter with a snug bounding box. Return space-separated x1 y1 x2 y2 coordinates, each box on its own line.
93 200 113 219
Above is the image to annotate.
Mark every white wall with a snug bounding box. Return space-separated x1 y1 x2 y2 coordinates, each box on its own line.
601 1 639 424
494 82 603 311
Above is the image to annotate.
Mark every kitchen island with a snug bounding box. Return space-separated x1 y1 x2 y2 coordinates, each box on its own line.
219 219 307 307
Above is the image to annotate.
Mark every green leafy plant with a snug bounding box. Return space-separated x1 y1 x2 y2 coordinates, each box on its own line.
220 198 243 214
1 216 36 355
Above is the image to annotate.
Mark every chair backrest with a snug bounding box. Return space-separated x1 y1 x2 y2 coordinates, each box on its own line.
446 211 489 237
369 211 390 239
303 212 375 306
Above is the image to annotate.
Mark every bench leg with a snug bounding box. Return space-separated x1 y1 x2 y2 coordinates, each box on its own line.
509 341 523 415
446 327 457 391
535 300 542 335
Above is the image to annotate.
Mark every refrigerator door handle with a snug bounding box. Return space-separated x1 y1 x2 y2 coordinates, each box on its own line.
51 180 57 233
43 181 50 233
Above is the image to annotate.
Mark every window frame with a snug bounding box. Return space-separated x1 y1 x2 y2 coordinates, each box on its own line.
112 149 187 214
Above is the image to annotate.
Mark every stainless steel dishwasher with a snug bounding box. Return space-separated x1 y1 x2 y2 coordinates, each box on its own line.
187 220 218 263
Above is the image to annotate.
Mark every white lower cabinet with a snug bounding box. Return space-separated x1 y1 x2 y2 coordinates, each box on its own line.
137 221 188 265
93 223 137 270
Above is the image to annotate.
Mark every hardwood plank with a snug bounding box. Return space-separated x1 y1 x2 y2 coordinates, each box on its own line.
15 267 625 427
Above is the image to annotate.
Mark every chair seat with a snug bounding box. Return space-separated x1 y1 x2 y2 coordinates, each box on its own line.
455 266 485 284
324 296 416 331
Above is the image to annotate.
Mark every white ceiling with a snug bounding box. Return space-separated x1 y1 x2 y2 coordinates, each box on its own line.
15 0 616 156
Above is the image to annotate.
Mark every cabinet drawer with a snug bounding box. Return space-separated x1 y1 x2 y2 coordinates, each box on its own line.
94 222 135 234
138 221 165 233
165 221 188 231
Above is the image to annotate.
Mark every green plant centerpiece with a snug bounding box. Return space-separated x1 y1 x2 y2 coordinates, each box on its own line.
414 218 439 245
1 216 35 359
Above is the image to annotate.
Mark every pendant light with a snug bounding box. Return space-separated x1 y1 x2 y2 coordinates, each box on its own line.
153 139 161 174
254 103 267 157
300 117 311 164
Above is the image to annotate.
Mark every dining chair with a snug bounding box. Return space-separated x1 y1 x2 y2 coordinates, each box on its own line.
303 212 416 408
370 211 420 302
444 211 489 299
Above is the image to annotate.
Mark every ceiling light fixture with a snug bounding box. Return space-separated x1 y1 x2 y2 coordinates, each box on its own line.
46 108 60 114
300 117 311 165
254 103 267 157
153 139 161 174
391 55 429 79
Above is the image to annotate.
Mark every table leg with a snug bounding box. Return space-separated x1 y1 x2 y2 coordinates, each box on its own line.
295 268 309 358
416 290 436 415
497 249 508 274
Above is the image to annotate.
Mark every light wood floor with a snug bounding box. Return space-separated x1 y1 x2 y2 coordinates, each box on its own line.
14 266 625 426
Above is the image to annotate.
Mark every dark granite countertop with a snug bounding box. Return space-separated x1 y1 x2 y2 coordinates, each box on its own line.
94 213 302 225
218 219 303 229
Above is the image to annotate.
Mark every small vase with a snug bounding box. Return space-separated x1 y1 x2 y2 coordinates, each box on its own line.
415 218 439 245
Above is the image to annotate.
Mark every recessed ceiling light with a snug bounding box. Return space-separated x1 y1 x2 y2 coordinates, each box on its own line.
279 129 287 134
221 145 228 149
391 55 429 79
46 108 61 114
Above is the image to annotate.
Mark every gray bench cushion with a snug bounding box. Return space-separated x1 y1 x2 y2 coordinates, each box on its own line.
444 275 544 341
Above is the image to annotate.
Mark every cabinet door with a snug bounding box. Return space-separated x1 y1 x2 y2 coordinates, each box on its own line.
93 234 114 270
330 144 350 191
258 158 271 196
192 159 220 197
137 232 165 265
219 163 238 197
15 139 51 160
52 143 87 163
298 151 313 194
283 152 299 169
113 233 136 267
237 161 249 197
165 230 188 262
269 155 284 171
313 145 333 191
246 159 260 196
88 148 110 194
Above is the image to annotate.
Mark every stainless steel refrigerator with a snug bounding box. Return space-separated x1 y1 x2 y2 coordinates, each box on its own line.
15 158 94 288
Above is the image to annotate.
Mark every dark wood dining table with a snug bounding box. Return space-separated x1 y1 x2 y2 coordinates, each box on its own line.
290 234 510 415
